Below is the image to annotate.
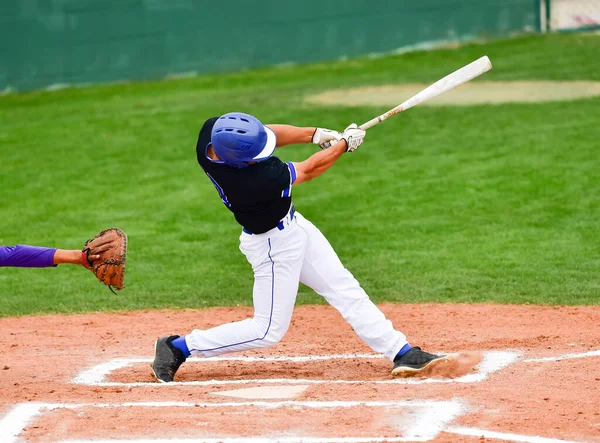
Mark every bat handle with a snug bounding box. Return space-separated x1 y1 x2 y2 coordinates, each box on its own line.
321 120 373 149
321 140 338 149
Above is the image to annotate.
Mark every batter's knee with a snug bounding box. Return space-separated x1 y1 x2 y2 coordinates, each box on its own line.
252 317 290 347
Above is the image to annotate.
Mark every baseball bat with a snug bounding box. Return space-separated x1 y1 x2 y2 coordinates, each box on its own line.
323 55 493 148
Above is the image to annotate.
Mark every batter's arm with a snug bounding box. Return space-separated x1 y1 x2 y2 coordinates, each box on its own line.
267 124 342 148
292 140 348 185
267 125 314 147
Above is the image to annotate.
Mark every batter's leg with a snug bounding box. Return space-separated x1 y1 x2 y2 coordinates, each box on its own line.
184 224 308 358
295 213 407 360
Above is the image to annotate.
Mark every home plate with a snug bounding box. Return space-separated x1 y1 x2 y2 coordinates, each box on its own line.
211 385 309 399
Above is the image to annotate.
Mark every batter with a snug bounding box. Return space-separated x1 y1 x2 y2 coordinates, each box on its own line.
152 112 449 381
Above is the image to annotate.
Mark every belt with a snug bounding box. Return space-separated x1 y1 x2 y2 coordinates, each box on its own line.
242 204 296 235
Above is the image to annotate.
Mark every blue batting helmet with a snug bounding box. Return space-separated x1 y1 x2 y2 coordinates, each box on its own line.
211 113 277 168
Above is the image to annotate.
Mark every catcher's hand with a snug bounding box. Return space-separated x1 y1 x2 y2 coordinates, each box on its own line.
82 228 127 294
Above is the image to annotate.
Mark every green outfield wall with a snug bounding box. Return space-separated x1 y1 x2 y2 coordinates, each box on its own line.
0 0 540 92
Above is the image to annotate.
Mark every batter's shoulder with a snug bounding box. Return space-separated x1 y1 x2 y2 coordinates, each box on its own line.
262 156 285 167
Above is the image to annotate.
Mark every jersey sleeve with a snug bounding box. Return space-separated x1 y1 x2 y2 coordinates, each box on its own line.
281 162 297 197
286 162 297 184
0 245 57 268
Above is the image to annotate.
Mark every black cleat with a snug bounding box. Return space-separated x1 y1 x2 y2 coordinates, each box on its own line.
391 346 448 377
151 335 186 383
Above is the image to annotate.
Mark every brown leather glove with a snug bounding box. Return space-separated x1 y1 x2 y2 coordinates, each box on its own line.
82 228 127 293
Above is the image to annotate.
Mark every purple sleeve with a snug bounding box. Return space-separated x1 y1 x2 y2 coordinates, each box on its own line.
0 245 57 268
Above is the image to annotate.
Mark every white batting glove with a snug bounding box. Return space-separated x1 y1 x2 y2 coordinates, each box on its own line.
312 127 342 149
342 123 366 152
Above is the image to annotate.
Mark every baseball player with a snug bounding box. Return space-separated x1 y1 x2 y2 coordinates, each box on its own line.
0 245 99 268
152 112 450 382
1 229 127 290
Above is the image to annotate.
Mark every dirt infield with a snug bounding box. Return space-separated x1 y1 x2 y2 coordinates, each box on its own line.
305 81 600 107
1 304 600 442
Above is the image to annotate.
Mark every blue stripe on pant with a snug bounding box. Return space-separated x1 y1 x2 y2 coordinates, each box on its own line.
191 238 276 353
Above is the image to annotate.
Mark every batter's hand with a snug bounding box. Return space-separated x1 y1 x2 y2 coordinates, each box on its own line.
342 124 365 152
312 128 342 149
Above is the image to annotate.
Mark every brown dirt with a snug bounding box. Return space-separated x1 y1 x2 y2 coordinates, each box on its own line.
1 304 600 442
305 81 600 107
26 404 421 441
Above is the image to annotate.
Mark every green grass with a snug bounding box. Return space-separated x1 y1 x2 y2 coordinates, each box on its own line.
1 33 599 316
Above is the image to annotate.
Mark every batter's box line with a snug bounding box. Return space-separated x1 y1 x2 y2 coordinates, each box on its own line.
0 399 465 443
523 349 600 363
73 351 520 386
2 401 593 443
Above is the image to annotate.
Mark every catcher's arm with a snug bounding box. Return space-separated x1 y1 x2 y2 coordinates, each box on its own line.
53 249 99 265
0 245 98 268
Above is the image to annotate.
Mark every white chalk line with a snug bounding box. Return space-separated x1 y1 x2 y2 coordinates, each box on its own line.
0 403 45 443
3 403 591 443
0 400 464 443
73 351 519 387
447 426 591 443
523 349 600 363
6 349 597 443
44 400 456 408
402 400 463 441
73 353 385 385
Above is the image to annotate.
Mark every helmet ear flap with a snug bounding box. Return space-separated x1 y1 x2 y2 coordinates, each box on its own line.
211 142 249 168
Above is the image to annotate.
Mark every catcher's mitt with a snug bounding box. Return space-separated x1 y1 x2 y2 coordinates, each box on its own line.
82 228 127 294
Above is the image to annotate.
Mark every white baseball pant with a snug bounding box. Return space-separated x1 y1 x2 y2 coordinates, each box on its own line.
184 210 407 360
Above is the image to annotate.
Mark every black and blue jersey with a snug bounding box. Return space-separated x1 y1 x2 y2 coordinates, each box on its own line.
196 117 296 234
